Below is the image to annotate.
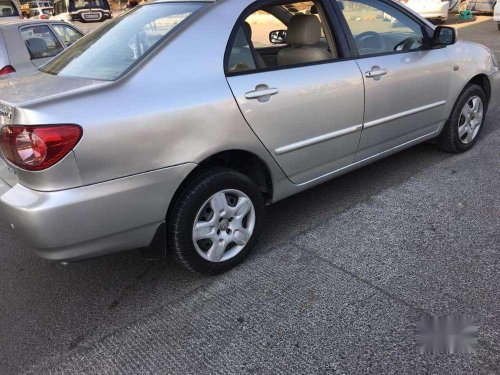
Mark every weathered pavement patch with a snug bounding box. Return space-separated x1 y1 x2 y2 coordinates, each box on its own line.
24 121 500 374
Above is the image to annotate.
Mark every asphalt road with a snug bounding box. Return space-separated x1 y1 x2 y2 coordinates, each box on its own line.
1 16 499 375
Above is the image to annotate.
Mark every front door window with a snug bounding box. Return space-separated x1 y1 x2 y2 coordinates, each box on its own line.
338 0 425 56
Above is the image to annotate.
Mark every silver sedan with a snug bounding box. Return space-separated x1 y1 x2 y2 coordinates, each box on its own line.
0 19 83 77
0 0 498 274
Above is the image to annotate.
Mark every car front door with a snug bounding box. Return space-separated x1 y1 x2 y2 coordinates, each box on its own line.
226 0 365 184
336 0 451 161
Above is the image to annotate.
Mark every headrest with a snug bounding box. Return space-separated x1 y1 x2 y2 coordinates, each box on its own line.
26 38 48 56
287 14 321 46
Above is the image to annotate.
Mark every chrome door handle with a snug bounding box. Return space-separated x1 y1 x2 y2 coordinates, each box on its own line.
365 68 387 79
245 85 279 102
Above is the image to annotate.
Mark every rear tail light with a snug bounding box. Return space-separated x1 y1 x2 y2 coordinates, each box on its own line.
0 65 15 76
0 125 82 171
40 14 49 19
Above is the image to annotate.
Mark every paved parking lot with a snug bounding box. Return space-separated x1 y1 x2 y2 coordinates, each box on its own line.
1 15 499 375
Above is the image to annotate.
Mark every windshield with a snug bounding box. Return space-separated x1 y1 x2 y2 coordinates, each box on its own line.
69 0 109 11
0 0 19 17
42 3 203 81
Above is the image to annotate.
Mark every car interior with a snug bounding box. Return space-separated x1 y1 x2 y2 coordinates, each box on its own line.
227 0 425 73
340 0 424 56
228 1 336 73
21 26 63 60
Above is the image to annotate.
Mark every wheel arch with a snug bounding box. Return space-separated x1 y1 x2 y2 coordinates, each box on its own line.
166 149 274 220
468 74 491 106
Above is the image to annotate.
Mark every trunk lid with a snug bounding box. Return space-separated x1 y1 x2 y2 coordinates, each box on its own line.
0 71 111 107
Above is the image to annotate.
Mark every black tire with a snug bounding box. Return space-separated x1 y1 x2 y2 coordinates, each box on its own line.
498 23 500 31
168 168 265 275
437 84 487 153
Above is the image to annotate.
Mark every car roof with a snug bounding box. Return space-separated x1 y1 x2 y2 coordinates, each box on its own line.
0 19 73 30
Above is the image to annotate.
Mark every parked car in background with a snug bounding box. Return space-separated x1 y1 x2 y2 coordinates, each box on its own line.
30 1 52 7
0 19 82 77
396 0 449 23
28 7 53 19
494 1 500 30
19 1 51 18
0 0 21 21
0 0 498 275
449 0 495 13
51 0 111 23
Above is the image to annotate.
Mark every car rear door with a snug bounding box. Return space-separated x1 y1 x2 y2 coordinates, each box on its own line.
226 0 365 185
335 0 451 161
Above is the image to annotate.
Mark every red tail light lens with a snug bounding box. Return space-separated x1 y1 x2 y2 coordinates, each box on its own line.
0 125 82 171
40 14 49 19
0 65 15 76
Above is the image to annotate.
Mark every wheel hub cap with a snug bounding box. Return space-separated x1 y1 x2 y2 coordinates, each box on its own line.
192 189 256 263
458 95 483 145
219 219 229 231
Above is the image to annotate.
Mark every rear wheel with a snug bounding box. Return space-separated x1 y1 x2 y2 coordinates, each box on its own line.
498 23 500 31
437 84 486 153
168 168 265 275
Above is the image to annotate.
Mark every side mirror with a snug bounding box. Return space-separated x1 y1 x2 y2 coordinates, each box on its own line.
433 26 456 46
269 30 287 44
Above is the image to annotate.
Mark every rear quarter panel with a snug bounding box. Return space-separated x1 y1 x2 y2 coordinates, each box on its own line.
0 30 9 68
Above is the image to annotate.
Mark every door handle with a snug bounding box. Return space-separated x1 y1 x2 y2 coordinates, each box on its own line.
245 85 279 102
365 67 387 79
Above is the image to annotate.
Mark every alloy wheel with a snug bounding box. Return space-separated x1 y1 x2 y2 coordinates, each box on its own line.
458 95 483 145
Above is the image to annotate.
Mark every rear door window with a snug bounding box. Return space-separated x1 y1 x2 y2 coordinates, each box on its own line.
20 25 64 59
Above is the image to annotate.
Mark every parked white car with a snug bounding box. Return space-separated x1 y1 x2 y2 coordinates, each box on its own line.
398 0 449 23
494 1 500 30
28 7 53 19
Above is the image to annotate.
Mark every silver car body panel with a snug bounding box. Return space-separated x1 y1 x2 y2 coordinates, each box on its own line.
354 48 452 160
227 61 365 184
0 29 8 68
0 162 196 260
0 0 498 261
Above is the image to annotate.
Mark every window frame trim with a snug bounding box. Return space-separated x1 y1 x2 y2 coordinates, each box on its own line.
224 0 354 77
328 0 435 59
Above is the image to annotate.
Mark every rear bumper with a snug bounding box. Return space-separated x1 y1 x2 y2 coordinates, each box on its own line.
0 163 196 261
